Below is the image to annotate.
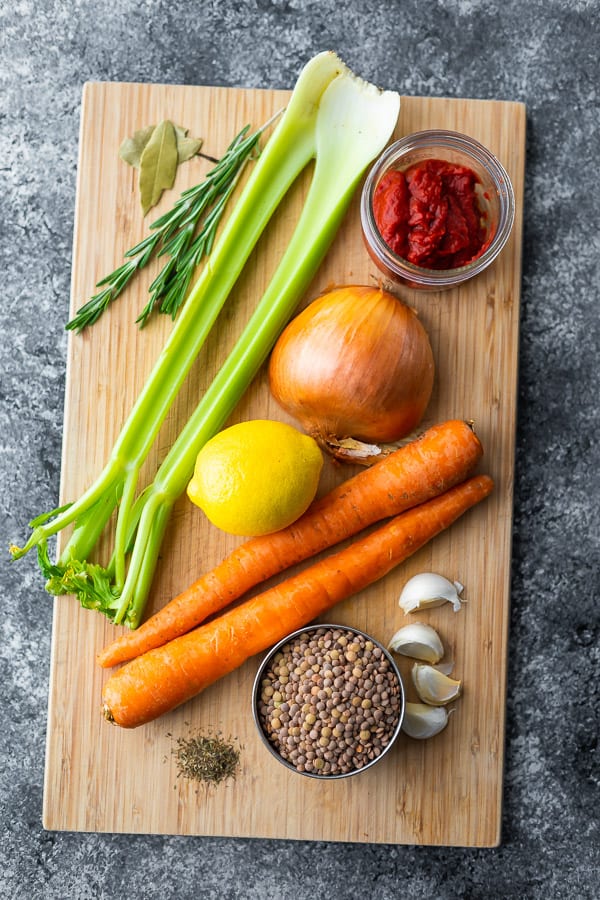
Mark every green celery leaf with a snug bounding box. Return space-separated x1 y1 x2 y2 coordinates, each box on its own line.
37 542 122 618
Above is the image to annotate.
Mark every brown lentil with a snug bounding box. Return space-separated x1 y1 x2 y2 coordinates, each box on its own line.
257 627 402 776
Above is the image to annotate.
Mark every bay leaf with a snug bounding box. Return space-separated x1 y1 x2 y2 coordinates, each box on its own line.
120 122 202 172
138 120 179 216
174 124 203 163
119 125 156 169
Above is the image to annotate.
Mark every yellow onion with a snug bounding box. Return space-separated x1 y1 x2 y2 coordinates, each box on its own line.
268 285 435 463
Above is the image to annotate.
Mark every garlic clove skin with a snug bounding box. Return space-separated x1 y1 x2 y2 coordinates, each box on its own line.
412 663 462 706
435 660 455 677
401 702 450 739
322 435 382 463
398 572 464 614
388 622 444 663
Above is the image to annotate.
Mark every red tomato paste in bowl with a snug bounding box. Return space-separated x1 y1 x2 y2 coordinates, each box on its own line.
373 160 492 270
361 130 515 290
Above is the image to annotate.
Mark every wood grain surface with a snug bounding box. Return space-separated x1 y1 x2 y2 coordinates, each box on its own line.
43 79 525 846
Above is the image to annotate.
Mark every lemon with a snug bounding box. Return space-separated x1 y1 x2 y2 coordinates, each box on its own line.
187 419 324 536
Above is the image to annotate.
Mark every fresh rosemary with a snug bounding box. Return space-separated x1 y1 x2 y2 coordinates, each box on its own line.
66 114 281 332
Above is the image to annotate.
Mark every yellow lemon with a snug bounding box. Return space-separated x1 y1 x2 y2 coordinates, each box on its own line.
187 419 323 536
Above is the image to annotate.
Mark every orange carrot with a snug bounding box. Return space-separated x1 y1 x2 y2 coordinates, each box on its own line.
102 474 493 728
98 420 484 669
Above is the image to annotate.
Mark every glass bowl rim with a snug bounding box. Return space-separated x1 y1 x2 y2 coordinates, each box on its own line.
360 128 516 287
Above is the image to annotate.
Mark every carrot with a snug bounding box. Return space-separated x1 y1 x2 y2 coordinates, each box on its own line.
98 419 483 669
102 473 493 728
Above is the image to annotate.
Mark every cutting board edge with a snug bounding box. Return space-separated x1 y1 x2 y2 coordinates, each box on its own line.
79 78 528 114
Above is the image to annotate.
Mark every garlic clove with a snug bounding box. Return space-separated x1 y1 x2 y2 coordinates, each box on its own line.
388 622 444 663
412 663 462 706
398 572 464 614
401 702 450 739
435 660 455 677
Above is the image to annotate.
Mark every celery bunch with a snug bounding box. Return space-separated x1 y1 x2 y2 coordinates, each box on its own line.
10 52 400 628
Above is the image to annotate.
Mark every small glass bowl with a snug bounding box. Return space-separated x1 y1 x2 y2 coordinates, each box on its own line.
252 623 405 780
360 129 515 290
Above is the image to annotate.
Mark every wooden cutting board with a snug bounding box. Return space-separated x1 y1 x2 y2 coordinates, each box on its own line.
43 78 525 846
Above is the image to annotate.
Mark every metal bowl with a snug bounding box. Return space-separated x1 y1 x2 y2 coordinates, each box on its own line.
252 623 405 780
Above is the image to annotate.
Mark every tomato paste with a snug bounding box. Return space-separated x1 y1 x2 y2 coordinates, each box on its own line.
373 159 490 269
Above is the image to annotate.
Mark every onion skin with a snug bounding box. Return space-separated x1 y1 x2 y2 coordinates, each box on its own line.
268 285 435 462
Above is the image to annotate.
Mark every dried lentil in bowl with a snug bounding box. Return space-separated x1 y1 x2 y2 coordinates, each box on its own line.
257 626 403 776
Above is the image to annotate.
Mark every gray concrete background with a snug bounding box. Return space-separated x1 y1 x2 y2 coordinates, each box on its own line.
1 1 599 898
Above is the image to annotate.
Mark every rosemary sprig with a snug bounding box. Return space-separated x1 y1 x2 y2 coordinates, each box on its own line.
66 113 281 332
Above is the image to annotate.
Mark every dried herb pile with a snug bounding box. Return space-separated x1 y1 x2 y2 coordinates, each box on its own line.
173 733 241 787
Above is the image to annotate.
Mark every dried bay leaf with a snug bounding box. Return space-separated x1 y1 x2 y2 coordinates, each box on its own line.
173 124 203 163
121 123 203 170
119 125 156 168
138 119 179 215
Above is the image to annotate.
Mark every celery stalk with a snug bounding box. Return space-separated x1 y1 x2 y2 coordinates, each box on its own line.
11 53 399 627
